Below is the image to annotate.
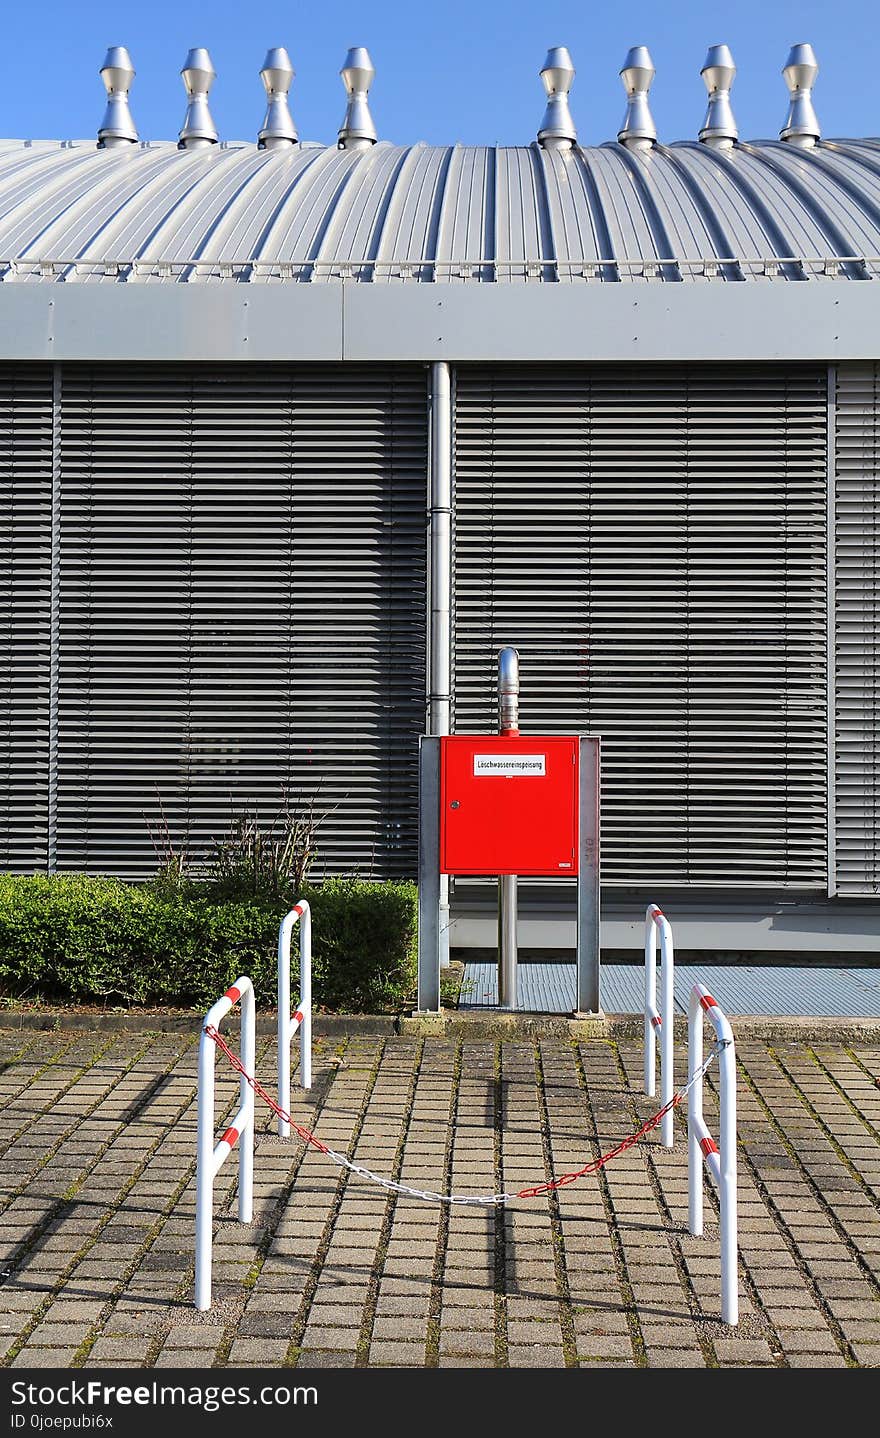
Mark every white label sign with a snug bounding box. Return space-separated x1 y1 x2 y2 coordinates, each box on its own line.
473 753 546 777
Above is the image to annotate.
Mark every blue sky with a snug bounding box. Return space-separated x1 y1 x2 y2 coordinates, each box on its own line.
0 0 876 147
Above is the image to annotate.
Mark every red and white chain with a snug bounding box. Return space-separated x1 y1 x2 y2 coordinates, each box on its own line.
205 1024 728 1206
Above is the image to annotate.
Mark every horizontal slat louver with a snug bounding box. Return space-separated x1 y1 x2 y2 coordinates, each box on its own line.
0 366 54 871
835 364 880 894
454 365 828 888
56 365 426 879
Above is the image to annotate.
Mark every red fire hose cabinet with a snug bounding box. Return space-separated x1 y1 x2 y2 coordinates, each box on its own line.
440 735 580 877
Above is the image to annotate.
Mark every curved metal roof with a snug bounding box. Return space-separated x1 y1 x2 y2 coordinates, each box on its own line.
1 136 880 282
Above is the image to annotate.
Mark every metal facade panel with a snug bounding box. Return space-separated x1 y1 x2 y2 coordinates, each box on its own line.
4 283 880 365
453 365 828 888
340 284 880 363
0 365 54 871
835 363 880 894
52 364 427 879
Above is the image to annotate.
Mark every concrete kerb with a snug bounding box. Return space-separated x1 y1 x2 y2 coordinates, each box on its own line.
1 1006 878 1045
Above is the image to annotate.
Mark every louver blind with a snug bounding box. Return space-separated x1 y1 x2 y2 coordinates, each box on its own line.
835 364 880 895
454 366 828 888
56 365 426 879
0 367 54 872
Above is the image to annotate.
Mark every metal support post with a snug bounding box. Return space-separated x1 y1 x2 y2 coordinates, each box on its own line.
417 736 442 1011
497 646 519 1008
429 361 453 966
576 737 601 1013
498 874 518 1009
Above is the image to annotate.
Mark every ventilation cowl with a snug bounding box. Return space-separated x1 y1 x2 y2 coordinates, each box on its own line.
259 47 298 148
699 44 737 148
618 45 657 150
178 47 218 149
97 46 138 149
338 47 377 150
537 46 577 149
780 42 820 147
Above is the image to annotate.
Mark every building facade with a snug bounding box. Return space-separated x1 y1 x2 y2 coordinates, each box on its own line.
1 88 880 953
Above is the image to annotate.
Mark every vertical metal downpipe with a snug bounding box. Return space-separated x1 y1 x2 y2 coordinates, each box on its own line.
498 646 519 1008
47 365 61 873
429 362 452 965
826 363 837 898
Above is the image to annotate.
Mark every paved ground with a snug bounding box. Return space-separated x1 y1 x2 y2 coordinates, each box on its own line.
0 1026 878 1369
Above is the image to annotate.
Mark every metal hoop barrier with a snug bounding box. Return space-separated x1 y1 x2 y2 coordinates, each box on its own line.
195 976 255 1312
644 903 675 1147
688 981 738 1325
278 901 312 1138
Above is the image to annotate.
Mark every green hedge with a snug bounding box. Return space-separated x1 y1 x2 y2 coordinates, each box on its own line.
0 874 418 1012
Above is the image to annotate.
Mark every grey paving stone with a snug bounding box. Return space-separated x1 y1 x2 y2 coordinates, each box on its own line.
85 1335 155 1361
778 1329 842 1354
371 1316 428 1341
12 1349 82 1368
154 1349 217 1368
850 1341 880 1366
297 1351 358 1368
507 1344 567 1368
227 1338 291 1363
713 1337 775 1365
239 1311 296 1338
577 1335 637 1360
367 1340 427 1364
302 1325 360 1348
643 1349 708 1367
439 1330 496 1356
161 1326 226 1348
785 1353 848 1367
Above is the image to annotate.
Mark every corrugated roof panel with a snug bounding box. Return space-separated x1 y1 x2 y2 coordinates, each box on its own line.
267 150 357 267
666 145 773 269
440 145 491 274
312 144 408 271
649 150 736 270
72 146 227 267
147 150 269 265
372 144 447 275
0 136 879 281
734 145 842 259
539 148 597 270
781 145 880 263
197 149 318 271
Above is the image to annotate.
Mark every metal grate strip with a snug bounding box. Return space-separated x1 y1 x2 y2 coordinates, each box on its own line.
461 960 880 1017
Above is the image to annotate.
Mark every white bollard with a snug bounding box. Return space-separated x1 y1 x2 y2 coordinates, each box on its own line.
195 976 256 1312
278 901 312 1139
687 981 738 1326
644 904 674 1147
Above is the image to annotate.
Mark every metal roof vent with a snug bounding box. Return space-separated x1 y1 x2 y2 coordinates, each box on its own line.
699 44 737 148
537 47 577 149
780 43 820 147
338 47 377 150
258 47 297 148
178 48 218 149
97 46 138 148
618 46 657 150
